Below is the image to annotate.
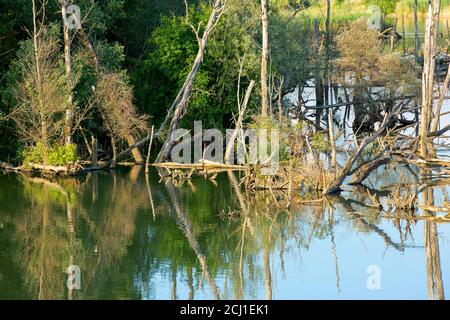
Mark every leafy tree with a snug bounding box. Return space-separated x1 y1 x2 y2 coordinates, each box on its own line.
363 0 399 14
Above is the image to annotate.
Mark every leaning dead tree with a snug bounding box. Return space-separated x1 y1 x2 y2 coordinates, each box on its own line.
73 18 147 165
155 0 227 163
323 107 395 195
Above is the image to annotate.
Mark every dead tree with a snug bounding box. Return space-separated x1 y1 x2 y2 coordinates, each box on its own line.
419 0 440 158
225 80 255 164
414 0 419 63
60 0 73 145
260 0 269 116
77 23 146 164
155 0 227 163
323 109 394 195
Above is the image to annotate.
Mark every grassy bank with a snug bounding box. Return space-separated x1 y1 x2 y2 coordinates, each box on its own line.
304 0 450 21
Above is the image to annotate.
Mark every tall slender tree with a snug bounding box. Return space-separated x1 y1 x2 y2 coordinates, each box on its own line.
60 0 73 145
260 0 269 116
419 0 441 158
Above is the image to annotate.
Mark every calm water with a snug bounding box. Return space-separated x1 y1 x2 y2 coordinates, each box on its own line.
0 165 449 300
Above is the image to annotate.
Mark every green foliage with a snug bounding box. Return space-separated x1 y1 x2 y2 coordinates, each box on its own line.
47 144 78 166
398 0 450 13
310 132 329 152
363 0 399 14
21 143 78 166
136 1 260 129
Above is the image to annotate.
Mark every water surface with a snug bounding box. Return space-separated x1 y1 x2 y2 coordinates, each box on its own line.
0 166 449 300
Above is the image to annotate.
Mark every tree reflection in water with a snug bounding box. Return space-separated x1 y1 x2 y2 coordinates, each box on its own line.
0 167 448 299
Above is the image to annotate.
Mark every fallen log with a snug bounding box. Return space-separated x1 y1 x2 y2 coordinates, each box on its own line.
153 159 245 171
27 163 83 174
0 161 19 171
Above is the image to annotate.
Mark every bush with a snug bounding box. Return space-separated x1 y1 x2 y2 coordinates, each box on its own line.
21 143 78 166
310 132 329 153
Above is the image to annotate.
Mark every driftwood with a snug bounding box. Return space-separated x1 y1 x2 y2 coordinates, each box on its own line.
0 161 19 171
154 159 244 171
27 163 82 174
1 161 84 175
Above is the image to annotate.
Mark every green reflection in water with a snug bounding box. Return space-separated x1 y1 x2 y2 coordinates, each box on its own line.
0 165 448 300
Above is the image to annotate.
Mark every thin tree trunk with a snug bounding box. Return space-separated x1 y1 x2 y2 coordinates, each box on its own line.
125 133 144 164
314 19 324 130
225 80 255 163
420 0 441 158
325 0 335 169
61 0 73 145
390 18 397 53
328 108 337 169
91 136 98 168
145 125 154 174
414 0 419 63
402 15 406 57
261 0 269 116
32 0 46 149
110 136 117 169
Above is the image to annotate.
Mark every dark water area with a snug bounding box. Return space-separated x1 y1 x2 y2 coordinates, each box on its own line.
0 164 449 300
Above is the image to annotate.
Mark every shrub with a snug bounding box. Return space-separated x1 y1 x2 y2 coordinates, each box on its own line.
310 132 329 153
21 143 78 166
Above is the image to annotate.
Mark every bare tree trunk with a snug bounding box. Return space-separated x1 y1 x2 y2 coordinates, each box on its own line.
80 28 100 72
91 136 98 168
324 112 392 194
125 133 144 164
261 0 269 116
432 64 450 133
110 136 117 169
325 0 335 169
145 125 154 174
414 0 419 63
328 108 337 169
390 18 397 53
402 15 406 57
32 0 41 88
156 0 226 163
32 0 46 149
61 0 73 145
314 19 324 130
420 0 440 158
225 80 255 163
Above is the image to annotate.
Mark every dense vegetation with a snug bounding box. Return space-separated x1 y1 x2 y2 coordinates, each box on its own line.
0 0 442 165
